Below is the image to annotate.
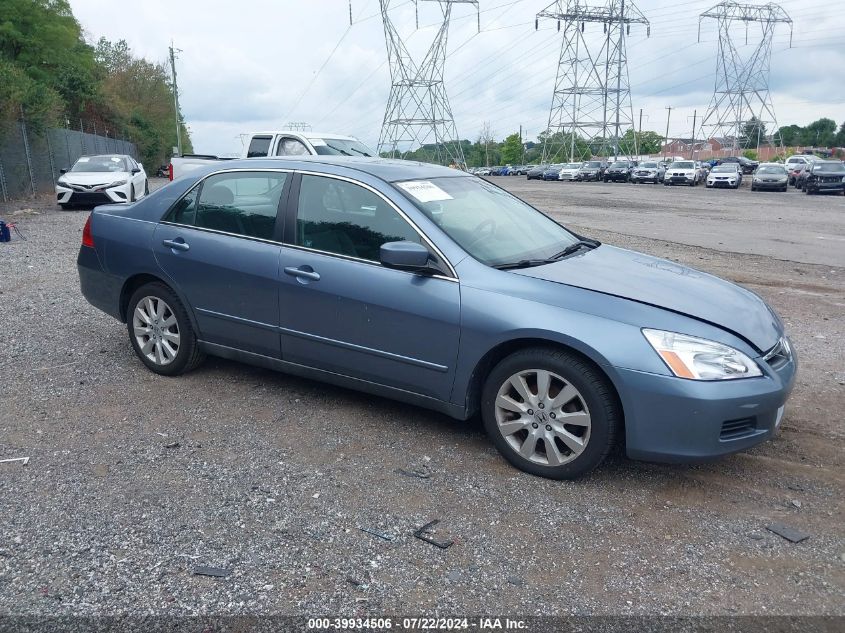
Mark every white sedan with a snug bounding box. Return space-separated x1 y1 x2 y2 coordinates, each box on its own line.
56 154 148 209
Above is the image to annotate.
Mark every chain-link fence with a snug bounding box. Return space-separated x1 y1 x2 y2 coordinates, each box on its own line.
0 120 139 202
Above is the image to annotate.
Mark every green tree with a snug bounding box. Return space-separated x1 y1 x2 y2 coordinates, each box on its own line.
500 133 523 164
835 122 845 147
802 118 837 147
739 117 767 149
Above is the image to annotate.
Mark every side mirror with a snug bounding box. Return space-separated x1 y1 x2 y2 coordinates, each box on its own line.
60 168 67 174
380 241 431 272
131 168 141 174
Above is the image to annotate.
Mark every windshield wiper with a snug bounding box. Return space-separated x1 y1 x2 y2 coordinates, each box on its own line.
492 239 600 271
549 239 600 260
493 259 556 270
326 143 353 156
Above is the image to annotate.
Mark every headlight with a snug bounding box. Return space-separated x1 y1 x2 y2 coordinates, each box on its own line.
57 177 68 185
642 329 762 380
105 179 128 188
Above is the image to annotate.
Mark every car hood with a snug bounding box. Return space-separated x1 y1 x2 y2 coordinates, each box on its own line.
514 245 780 352
60 171 130 185
812 170 845 176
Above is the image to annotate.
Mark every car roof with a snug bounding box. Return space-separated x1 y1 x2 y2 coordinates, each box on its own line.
251 131 361 141
78 154 130 160
213 156 467 183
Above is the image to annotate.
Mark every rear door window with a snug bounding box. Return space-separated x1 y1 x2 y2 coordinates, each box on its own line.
246 136 272 158
166 171 288 240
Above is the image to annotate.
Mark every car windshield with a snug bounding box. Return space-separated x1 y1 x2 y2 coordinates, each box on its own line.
311 138 375 157
564 163 582 169
548 164 564 169
757 165 786 174
640 162 658 168
70 156 127 173
816 162 845 172
711 165 737 173
669 162 694 169
610 162 630 168
584 162 602 168
395 176 580 267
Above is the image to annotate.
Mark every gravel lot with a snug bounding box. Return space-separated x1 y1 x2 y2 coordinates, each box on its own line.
0 177 843 618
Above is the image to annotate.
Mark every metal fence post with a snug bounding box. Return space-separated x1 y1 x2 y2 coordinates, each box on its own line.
45 128 56 184
20 107 36 196
0 159 8 203
80 119 86 154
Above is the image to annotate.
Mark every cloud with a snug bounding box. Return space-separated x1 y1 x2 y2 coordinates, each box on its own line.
68 0 845 155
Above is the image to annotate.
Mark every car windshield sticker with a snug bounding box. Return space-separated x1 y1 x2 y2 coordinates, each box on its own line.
111 157 121 162
77 157 89 162
396 181 453 202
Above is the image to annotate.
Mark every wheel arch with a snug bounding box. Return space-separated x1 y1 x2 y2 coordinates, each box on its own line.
463 337 626 439
119 273 199 334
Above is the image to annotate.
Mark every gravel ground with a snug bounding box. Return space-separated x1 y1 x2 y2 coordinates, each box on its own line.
0 178 843 617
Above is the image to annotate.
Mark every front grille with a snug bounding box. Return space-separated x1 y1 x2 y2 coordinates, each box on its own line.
68 192 112 206
720 417 756 440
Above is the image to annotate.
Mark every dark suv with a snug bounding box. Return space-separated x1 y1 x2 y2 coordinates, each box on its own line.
803 161 845 195
719 156 759 175
604 161 634 182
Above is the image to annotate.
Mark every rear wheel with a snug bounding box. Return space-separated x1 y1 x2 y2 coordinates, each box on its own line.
481 348 620 480
127 282 205 376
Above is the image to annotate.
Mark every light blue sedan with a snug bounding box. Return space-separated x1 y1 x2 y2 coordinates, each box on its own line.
77 157 796 479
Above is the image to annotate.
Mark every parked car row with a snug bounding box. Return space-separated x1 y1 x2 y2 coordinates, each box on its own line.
483 154 844 195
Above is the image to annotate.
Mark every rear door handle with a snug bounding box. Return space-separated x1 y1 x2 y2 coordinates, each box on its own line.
162 238 189 252
284 266 320 281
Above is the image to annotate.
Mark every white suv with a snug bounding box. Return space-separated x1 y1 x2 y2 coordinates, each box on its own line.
663 161 700 186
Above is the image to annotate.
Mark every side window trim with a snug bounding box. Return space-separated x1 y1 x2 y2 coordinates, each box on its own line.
159 169 293 245
284 170 457 279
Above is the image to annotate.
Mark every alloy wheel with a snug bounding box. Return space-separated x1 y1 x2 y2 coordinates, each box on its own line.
132 296 180 366
494 369 592 467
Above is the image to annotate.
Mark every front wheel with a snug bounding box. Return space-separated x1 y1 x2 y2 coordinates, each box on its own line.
129 185 135 202
481 348 620 480
144 180 150 196
127 283 205 376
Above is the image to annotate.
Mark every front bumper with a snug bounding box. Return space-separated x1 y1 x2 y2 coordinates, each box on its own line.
618 344 796 462
753 179 788 190
56 184 130 206
707 178 738 188
605 173 628 181
666 175 695 184
807 179 845 193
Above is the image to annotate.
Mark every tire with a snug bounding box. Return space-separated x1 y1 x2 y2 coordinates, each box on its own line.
481 347 621 480
750 185 756 192
129 185 136 203
126 282 205 376
59 203 70 210
781 186 788 192
144 180 150 196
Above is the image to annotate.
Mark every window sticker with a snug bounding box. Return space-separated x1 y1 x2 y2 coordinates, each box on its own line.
77 157 89 162
111 157 121 162
396 180 453 202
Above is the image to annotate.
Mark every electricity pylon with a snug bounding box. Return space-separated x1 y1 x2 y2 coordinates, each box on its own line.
537 0 649 163
697 2 793 155
375 1 479 166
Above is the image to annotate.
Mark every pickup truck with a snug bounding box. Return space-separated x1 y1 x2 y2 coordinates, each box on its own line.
168 131 377 180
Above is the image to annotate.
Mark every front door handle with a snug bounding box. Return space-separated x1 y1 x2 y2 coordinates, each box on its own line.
284 266 320 281
162 238 189 252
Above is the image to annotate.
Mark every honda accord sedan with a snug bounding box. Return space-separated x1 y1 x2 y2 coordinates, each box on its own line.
78 157 796 479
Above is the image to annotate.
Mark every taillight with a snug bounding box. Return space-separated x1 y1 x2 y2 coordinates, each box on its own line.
82 215 94 248
168 163 173 181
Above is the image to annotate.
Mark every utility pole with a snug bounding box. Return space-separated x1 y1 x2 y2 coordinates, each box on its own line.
367 1 480 167
689 109 697 159
697 2 793 155
169 42 183 157
537 0 650 163
664 106 672 160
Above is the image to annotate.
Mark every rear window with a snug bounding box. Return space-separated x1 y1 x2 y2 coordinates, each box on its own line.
247 136 272 158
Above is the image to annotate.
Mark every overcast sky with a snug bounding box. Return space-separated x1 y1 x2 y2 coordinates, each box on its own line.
69 0 844 156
